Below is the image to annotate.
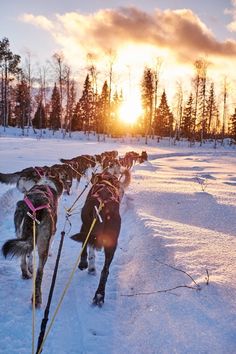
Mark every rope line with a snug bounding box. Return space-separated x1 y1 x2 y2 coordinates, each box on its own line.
36 201 103 354
65 182 90 214
36 230 65 354
32 218 37 354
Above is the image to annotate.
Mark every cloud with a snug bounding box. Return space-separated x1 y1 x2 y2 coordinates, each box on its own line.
19 7 236 66
20 13 54 31
226 0 236 32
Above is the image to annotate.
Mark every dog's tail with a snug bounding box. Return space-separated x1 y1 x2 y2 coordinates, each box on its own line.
0 172 20 185
70 232 96 243
60 158 70 164
2 239 32 258
120 168 131 191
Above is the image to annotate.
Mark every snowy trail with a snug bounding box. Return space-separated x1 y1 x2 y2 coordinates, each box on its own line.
0 136 236 353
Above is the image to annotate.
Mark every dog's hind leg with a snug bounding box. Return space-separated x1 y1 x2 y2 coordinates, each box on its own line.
27 253 33 274
14 200 26 238
88 245 96 275
21 254 33 279
34 252 48 307
14 201 32 279
93 215 121 306
93 245 117 306
33 214 51 307
78 243 88 270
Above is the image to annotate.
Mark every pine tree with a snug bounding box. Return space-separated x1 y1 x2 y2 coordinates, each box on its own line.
205 82 219 136
33 101 46 129
229 108 236 142
141 67 154 142
49 83 61 132
181 93 194 139
70 102 82 131
14 78 30 130
97 80 109 136
153 90 173 138
79 74 94 133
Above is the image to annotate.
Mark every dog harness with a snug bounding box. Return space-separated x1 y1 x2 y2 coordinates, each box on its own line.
90 179 120 205
24 185 54 224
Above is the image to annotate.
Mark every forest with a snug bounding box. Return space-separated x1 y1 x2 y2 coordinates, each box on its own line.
1 36 236 144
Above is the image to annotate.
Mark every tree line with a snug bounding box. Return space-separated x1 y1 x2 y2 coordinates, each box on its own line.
1 37 236 144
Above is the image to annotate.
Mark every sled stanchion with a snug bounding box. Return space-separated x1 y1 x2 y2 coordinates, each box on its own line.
36 231 65 354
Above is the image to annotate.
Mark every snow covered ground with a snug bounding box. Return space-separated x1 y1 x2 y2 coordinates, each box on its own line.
0 129 236 354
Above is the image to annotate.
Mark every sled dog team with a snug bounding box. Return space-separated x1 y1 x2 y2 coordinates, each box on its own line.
0 150 147 307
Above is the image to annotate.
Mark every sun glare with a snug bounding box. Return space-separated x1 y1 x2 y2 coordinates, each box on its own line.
119 97 143 124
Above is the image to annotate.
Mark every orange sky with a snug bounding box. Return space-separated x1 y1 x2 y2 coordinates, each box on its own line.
2 1 236 113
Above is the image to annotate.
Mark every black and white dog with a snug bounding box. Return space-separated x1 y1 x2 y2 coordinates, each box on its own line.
2 175 64 307
70 168 131 306
0 164 73 195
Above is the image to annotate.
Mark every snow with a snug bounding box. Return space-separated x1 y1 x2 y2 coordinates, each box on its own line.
0 128 236 354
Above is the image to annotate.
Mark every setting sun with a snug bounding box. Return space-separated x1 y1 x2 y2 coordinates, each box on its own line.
118 97 143 124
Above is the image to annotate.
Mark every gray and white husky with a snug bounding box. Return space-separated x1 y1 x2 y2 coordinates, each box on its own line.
2 175 63 307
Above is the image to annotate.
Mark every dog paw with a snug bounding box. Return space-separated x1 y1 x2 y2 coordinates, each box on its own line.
92 293 104 307
22 271 32 279
78 260 88 270
88 267 96 275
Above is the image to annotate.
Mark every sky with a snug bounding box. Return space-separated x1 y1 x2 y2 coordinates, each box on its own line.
1 0 236 105
0 128 236 353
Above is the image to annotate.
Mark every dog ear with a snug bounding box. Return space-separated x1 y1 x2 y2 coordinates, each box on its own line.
70 233 84 242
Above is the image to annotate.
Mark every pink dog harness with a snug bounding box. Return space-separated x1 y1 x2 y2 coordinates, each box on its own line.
24 196 50 214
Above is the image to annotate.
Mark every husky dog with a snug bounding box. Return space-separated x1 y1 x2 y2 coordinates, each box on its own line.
70 168 131 306
0 166 45 193
119 150 148 169
2 175 63 307
0 164 73 194
106 158 126 178
60 154 98 186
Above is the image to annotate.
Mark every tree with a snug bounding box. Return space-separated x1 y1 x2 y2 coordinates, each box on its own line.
52 52 67 131
49 83 61 132
64 66 76 136
33 101 46 130
221 77 228 145
14 77 31 132
153 90 173 138
79 74 94 134
87 52 99 135
141 67 155 143
205 82 219 136
153 57 163 120
192 58 208 143
35 64 50 131
106 49 116 135
229 108 236 142
71 101 83 131
97 80 109 138
173 81 183 141
181 93 194 139
22 50 33 133
0 37 21 129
